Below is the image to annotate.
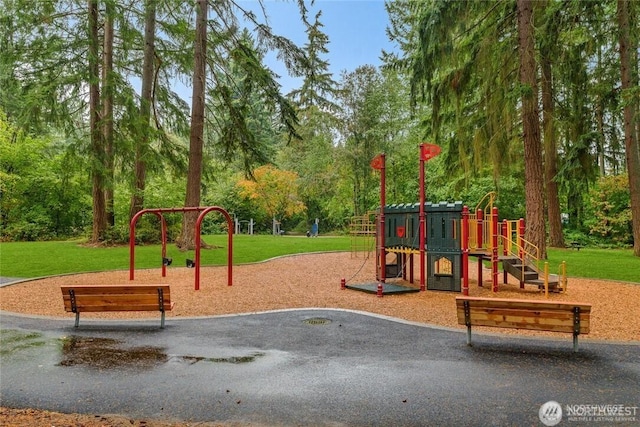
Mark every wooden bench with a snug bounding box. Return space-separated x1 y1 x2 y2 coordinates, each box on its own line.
61 285 175 328
455 296 591 352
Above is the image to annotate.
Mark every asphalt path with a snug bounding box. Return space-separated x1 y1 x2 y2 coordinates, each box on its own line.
1 308 639 426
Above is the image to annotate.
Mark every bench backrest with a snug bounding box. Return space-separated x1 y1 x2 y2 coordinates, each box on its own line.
61 285 172 313
455 296 591 334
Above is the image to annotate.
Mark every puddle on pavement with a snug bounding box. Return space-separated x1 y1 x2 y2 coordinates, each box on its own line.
0 329 46 356
58 336 265 369
58 336 167 370
173 352 266 365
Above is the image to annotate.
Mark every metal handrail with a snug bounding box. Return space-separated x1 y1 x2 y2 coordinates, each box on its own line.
558 261 567 293
474 191 497 215
500 235 540 278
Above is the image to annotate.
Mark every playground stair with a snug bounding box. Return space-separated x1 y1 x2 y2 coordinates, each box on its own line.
501 256 562 292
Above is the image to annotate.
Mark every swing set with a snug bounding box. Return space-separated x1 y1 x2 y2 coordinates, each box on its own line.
128 206 233 290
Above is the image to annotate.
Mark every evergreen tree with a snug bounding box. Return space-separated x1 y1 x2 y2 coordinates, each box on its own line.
130 0 157 221
617 0 640 256
289 10 340 114
280 5 341 228
178 1 308 249
517 0 546 258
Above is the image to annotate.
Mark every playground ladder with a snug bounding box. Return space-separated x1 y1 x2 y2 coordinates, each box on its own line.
349 212 376 258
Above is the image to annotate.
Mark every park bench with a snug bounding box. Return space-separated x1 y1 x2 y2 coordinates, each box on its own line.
455 296 591 352
61 284 174 328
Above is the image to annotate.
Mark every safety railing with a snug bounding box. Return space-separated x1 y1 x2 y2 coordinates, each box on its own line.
467 192 497 251
501 234 540 279
474 191 497 215
542 261 568 297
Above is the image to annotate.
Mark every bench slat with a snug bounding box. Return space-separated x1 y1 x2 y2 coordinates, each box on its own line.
60 285 171 295
62 293 170 305
65 303 175 312
455 306 591 322
458 306 591 319
455 296 591 312
62 298 174 312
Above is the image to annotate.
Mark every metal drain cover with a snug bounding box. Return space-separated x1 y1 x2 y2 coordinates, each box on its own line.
303 317 331 325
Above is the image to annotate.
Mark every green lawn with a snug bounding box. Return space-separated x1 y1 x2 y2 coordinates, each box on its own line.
546 247 640 283
0 236 637 283
0 235 351 278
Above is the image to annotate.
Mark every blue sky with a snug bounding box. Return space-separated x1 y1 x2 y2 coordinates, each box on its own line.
239 0 395 94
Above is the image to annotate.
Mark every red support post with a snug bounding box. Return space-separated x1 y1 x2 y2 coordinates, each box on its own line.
129 210 164 281
518 217 525 288
195 206 233 290
379 154 386 285
341 278 346 290
419 145 426 291
462 206 469 296
502 219 508 284
375 219 380 281
492 207 499 292
518 218 525 259
409 253 414 284
159 214 168 278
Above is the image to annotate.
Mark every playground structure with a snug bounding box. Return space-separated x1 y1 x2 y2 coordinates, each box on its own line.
350 144 567 296
129 206 233 291
379 196 566 294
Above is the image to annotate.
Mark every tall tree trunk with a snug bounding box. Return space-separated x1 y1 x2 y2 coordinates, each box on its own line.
89 0 106 242
103 0 115 227
617 0 640 256
596 101 606 176
517 0 547 259
130 0 157 220
178 0 207 250
596 46 607 176
541 46 564 248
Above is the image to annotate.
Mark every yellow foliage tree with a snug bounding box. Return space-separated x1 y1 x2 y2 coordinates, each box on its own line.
237 165 306 222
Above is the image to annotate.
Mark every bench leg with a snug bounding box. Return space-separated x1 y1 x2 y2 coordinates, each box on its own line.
466 325 472 346
160 311 165 329
573 333 578 352
74 312 80 328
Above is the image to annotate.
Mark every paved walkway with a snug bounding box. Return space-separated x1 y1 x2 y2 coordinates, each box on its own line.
1 308 639 426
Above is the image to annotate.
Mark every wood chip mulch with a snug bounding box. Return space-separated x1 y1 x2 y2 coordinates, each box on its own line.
2 252 638 342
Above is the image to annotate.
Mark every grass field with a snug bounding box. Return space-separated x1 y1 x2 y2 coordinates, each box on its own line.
0 236 638 283
0 235 351 278
546 247 639 283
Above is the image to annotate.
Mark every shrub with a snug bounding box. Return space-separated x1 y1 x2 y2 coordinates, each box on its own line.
584 175 632 247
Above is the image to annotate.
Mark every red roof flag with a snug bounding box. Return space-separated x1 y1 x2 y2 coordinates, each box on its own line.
370 153 385 170
420 143 441 161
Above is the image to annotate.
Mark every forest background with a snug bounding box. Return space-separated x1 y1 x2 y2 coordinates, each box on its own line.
0 0 638 258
